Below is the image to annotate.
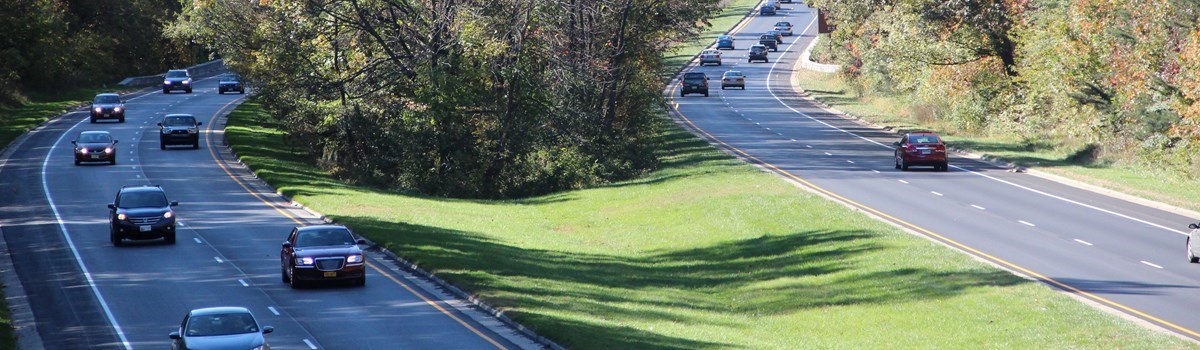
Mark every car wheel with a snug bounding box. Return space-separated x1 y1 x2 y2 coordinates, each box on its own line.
895 157 901 170
74 159 80 166
111 231 123 247
118 116 125 123
163 89 169 94
186 88 192 94
680 91 686 97
940 163 949 172
240 89 246 94
164 231 176 244
281 262 291 283
1190 238 1199 263
109 157 116 165
288 267 303 289
218 90 224 95
721 86 726 90
90 117 96 123
193 141 200 149
356 276 366 287
704 91 709 97
717 62 722 66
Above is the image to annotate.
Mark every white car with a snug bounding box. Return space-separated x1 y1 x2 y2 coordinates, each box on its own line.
774 21 793 36
1189 223 1200 262
699 49 722 66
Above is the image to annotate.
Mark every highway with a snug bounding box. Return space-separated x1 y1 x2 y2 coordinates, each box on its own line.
0 75 538 349
670 1 1200 342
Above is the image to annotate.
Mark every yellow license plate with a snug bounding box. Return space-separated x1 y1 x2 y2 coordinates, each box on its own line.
323 272 336 278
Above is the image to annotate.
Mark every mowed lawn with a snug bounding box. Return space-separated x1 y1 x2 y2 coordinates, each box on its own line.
225 100 1195 349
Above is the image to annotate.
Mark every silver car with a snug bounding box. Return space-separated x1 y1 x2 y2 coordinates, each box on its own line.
170 307 273 350
774 21 793 36
699 49 722 66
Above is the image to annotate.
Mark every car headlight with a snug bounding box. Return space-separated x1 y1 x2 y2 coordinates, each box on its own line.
296 257 314 266
163 212 173 219
114 107 122 112
188 128 198 134
80 148 89 154
347 254 363 264
182 80 191 85
117 213 127 221
164 80 171 85
93 107 102 113
104 147 113 154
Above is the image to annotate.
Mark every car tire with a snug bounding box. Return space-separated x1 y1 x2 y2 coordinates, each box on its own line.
281 262 291 283
355 276 366 287
163 89 169 94
193 141 200 149
288 267 303 289
111 231 123 247
218 90 224 95
74 159 80 166
704 91 709 97
109 157 116 165
160 142 166 150
940 163 949 172
186 88 192 94
240 89 246 94
1190 238 1199 263
118 116 125 123
721 86 726 90
90 117 96 123
680 91 686 97
165 232 176 244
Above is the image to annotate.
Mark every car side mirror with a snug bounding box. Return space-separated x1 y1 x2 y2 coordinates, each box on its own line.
282 241 292 249
169 331 181 340
71 141 77 145
356 239 366 245
108 204 116 209
170 201 179 207
157 123 162 127
892 142 900 147
197 122 202 126
113 140 118 144
121 100 126 104
262 326 274 334
1190 223 1199 230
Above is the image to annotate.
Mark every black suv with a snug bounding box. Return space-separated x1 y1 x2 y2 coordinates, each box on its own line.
159 114 202 149
679 72 709 97
90 93 125 123
163 69 193 94
758 35 778 51
109 185 178 246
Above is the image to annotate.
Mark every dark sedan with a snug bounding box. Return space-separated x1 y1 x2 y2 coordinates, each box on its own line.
72 131 118 165
170 307 273 350
281 225 367 288
218 73 245 94
163 69 193 94
90 93 125 123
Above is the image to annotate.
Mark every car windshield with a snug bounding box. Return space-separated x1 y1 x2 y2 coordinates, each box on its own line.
119 191 168 208
166 71 188 78
223 74 240 81
760 35 772 39
723 71 742 77
295 229 356 247
909 135 941 144
776 22 791 26
163 117 196 126
93 95 119 104
186 313 258 337
78 133 111 143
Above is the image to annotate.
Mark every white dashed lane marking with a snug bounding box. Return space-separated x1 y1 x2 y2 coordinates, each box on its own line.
238 279 249 287
845 160 854 164
214 257 223 263
971 204 986 210
931 191 943 196
268 307 280 316
823 152 831 156
303 339 318 349
1074 239 1093 246
1142 261 1163 269
871 170 880 174
193 238 202 244
1019 220 1036 227
897 180 908 184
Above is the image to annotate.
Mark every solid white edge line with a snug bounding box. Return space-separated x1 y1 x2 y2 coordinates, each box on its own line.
303 338 318 349
1141 261 1164 269
759 13 1188 237
1074 239 1094 246
42 116 133 349
268 307 280 316
1019 220 1036 227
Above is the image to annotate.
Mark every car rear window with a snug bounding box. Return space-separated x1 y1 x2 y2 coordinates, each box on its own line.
683 73 705 80
909 135 941 144
723 71 742 77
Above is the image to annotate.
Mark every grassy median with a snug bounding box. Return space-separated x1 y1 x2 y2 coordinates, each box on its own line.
227 95 1195 348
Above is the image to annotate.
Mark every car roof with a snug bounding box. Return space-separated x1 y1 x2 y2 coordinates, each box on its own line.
776 21 791 25
169 69 188 73
94 93 119 98
701 49 719 53
79 130 111 136
165 114 195 118
118 185 165 193
750 44 766 48
908 131 940 136
297 225 351 232
189 307 252 316
717 35 732 39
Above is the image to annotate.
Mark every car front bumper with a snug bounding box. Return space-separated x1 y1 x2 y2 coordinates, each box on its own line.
112 218 176 239
292 264 365 282
161 133 199 145
76 151 116 163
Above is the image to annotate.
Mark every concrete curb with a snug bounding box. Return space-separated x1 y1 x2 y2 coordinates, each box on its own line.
799 35 839 73
216 111 560 350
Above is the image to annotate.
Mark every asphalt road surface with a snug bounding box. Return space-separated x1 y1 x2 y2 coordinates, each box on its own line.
670 1 1200 342
0 75 539 349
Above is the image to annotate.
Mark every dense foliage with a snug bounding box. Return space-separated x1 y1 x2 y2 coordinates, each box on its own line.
812 0 1200 174
171 0 720 198
0 0 200 103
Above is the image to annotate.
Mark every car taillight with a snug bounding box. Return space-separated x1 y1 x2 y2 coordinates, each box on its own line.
905 144 917 152
935 145 946 153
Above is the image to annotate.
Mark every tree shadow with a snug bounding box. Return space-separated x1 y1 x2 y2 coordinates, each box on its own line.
338 216 1031 349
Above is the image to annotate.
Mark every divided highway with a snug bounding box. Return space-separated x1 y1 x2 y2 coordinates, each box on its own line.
671 2 1200 342
0 75 538 349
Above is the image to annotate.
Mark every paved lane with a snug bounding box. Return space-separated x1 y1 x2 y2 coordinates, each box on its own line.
0 74 540 349
670 1 1200 341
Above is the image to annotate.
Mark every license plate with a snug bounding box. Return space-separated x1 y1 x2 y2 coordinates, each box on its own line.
921 150 931 154
323 272 337 278
103 114 110 117
91 154 102 159
139 225 151 232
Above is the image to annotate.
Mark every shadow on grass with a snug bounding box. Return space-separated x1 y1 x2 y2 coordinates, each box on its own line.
339 215 1030 349
948 139 1107 169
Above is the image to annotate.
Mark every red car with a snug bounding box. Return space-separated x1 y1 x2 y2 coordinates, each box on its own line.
894 131 948 171
281 225 367 288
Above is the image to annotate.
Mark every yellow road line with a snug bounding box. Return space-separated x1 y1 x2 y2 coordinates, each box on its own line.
203 99 509 349
665 85 1200 339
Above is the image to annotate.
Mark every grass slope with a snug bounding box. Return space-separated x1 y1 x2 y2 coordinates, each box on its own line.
227 96 1194 348
793 69 1200 214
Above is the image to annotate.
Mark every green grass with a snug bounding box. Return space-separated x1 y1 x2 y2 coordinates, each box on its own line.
227 96 1196 349
0 87 132 149
793 69 1200 213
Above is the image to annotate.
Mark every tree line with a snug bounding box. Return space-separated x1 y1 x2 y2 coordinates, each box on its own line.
813 0 1200 174
170 0 720 198
0 0 200 103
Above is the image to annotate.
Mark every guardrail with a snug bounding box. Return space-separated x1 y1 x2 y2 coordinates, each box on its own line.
117 59 226 87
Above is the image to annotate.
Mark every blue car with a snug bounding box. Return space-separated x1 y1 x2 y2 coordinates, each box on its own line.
716 35 735 50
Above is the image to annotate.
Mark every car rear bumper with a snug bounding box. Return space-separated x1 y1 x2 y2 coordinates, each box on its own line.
901 154 947 165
